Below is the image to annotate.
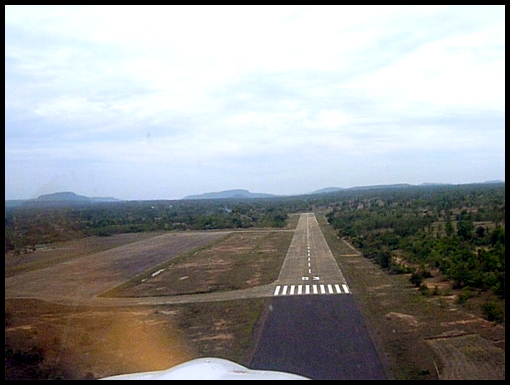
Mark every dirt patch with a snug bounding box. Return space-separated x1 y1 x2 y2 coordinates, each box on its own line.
385 312 419 328
195 334 234 342
5 232 165 278
367 284 392 292
426 334 505 380
285 214 301 230
5 297 267 380
6 232 228 303
110 231 293 297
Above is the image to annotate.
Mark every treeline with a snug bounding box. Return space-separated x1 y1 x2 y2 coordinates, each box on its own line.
326 184 505 299
5 200 288 254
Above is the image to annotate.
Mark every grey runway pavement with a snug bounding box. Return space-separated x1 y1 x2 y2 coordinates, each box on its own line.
250 213 386 380
273 212 350 297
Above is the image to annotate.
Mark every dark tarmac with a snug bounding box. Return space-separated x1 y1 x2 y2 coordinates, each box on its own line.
250 295 387 380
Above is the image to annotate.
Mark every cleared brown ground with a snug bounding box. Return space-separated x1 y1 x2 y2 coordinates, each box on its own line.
109 231 293 297
426 333 505 380
5 298 266 380
5 232 165 278
5 231 229 304
5 225 293 379
317 212 505 380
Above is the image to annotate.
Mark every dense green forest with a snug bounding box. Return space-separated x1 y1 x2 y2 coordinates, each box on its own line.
4 200 288 254
325 183 505 303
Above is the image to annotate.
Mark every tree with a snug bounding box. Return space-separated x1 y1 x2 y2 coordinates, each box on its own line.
445 219 454 237
457 219 474 241
475 226 485 239
482 302 504 323
410 270 424 287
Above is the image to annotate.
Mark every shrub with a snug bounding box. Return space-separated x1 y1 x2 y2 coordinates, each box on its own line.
481 302 504 323
410 268 432 287
410 271 424 287
419 284 430 296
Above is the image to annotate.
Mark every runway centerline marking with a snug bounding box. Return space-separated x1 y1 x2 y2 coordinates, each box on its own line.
274 213 351 297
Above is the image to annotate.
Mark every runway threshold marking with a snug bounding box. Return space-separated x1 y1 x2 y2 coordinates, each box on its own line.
273 283 351 297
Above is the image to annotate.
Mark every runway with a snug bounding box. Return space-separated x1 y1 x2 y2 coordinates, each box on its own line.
250 213 386 380
273 212 350 295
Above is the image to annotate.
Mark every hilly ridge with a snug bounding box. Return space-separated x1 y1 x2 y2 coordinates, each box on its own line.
5 181 504 205
183 189 278 200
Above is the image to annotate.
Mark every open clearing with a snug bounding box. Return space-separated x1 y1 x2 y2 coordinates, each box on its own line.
5 232 165 278
5 231 229 304
5 298 265 380
108 231 293 297
5 226 292 379
426 333 505 380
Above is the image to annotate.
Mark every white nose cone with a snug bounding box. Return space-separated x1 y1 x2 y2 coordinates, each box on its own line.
100 357 310 380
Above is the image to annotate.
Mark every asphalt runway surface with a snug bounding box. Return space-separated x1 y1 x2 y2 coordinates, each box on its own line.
250 213 386 380
250 295 386 380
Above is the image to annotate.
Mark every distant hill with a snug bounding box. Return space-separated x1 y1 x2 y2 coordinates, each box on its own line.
37 191 90 201
183 189 279 200
309 184 413 195
310 187 345 195
37 192 121 202
348 183 412 190
482 180 504 184
420 182 452 187
5 192 122 207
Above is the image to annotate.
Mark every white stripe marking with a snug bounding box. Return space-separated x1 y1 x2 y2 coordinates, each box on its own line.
328 284 333 294
313 285 318 294
308 269 312 274
298 285 302 295
335 284 342 294
151 269 165 277
274 286 281 296
305 285 310 295
282 285 288 295
290 285 295 295
342 284 350 294
320 284 326 294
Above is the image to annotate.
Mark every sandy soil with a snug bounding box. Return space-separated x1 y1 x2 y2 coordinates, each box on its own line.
5 232 228 303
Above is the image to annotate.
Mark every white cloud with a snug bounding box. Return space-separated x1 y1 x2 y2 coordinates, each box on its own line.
347 23 505 112
5 5 505 199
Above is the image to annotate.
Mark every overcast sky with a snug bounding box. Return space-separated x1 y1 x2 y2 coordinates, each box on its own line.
5 5 505 200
